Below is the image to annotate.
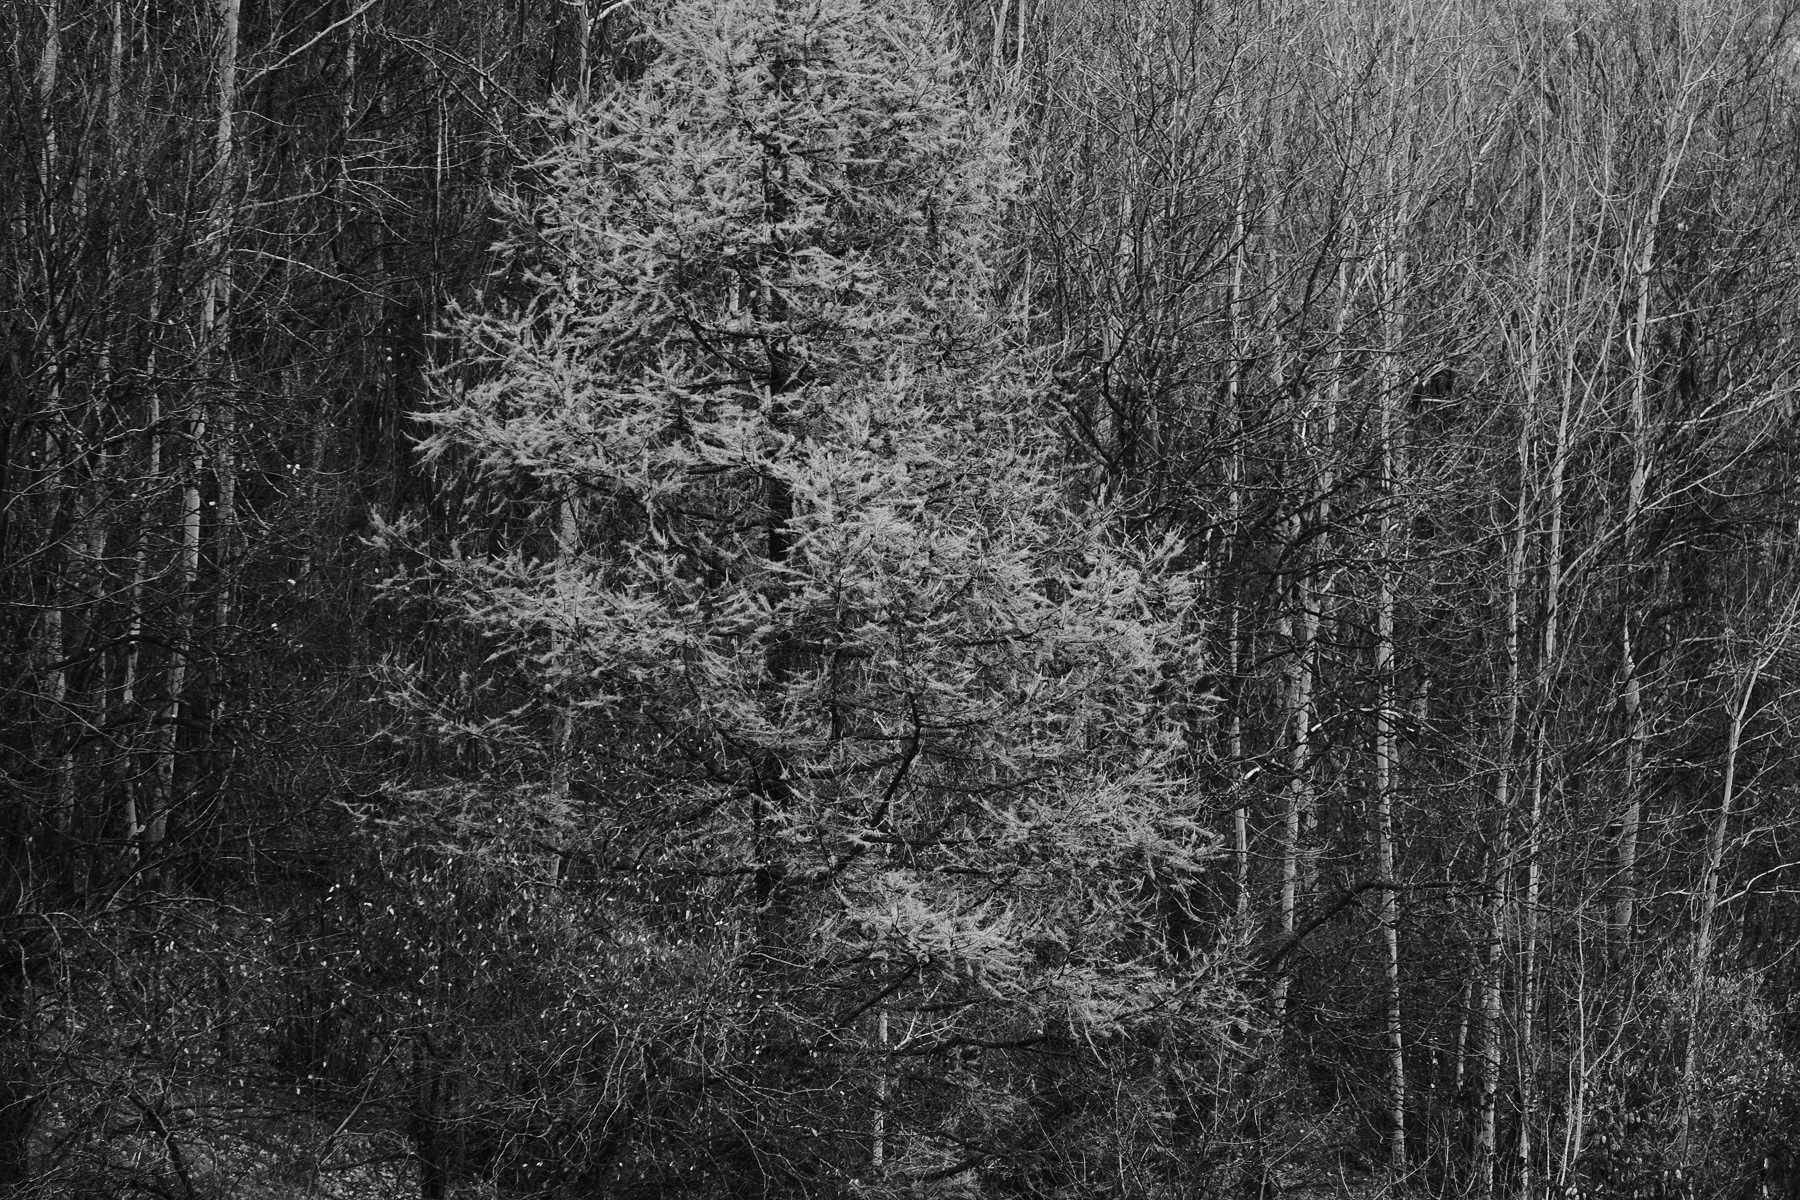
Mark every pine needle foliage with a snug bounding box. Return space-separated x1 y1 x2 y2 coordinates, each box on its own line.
404 0 1241 1191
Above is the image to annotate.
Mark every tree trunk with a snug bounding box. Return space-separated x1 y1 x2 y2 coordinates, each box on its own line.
1682 594 1795 1149
1375 241 1407 1176
1613 184 1663 957
1475 487 1525 1193
1518 321 1576 1200
1225 116 1250 922
153 0 240 861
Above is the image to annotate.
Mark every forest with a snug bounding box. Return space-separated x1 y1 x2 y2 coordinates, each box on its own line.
7 0 1800 1196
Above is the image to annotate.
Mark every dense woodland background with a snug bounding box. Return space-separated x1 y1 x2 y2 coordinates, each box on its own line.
10 0 1800 1196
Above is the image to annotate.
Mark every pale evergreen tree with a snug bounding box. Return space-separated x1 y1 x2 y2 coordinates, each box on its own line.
401 0 1241 1189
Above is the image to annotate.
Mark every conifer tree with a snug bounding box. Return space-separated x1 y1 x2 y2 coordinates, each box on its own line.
406 0 1239 1190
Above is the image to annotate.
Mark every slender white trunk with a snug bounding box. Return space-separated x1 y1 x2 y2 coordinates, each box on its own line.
154 0 240 858
154 419 203 854
1519 330 1574 1200
42 555 70 832
1476 485 1526 1193
989 0 1011 75
124 254 164 852
38 0 60 242
1682 602 1791 1147
211 0 242 637
1451 972 1471 1133
1376 245 1408 1174
1228 582 1247 920
1225 112 1250 921
1266 313 1298 1020
108 0 123 142
1564 923 1595 1191
574 0 591 98
1285 568 1318 900
1371 20 1426 1163
1614 185 1662 953
871 1006 888 1173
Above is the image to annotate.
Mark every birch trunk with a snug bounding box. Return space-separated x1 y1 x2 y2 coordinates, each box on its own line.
1266 311 1298 1021
123 255 164 854
1682 593 1796 1148
1225 115 1250 921
1375 240 1408 1175
37 0 60 243
211 0 243 638
1613 183 1663 955
153 0 240 857
1517 322 1577 1200
1476 477 1527 1194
